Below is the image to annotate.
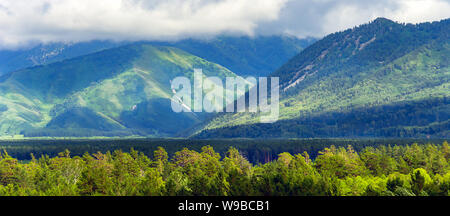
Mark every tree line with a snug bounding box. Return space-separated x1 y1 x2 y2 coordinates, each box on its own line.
0 141 449 196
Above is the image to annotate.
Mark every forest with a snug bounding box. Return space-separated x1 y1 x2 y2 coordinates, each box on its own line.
195 97 449 138
0 141 449 196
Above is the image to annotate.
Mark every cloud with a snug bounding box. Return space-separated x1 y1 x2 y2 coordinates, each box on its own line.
0 0 448 49
257 0 450 37
0 0 288 48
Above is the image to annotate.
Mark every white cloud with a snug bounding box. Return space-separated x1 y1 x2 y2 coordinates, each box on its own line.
257 0 450 38
0 0 288 48
321 0 450 35
0 0 448 49
389 0 450 23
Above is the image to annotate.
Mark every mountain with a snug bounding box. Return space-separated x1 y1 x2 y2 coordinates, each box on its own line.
153 35 316 77
194 18 450 138
0 35 312 138
0 35 314 78
0 43 242 137
0 40 127 75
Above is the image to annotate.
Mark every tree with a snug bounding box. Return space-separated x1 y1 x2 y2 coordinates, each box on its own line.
410 168 432 196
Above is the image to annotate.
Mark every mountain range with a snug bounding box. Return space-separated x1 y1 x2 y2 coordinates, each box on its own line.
194 18 450 138
0 35 311 137
0 18 448 138
0 35 312 77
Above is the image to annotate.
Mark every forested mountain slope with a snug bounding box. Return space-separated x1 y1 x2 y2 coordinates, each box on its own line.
194 18 450 138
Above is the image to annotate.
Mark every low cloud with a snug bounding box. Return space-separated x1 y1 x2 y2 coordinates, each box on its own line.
0 0 288 49
0 0 448 49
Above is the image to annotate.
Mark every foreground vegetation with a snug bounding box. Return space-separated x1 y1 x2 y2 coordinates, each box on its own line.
0 141 449 196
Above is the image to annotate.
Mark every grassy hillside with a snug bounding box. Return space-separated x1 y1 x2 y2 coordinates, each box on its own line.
0 43 242 137
194 18 450 138
0 35 307 138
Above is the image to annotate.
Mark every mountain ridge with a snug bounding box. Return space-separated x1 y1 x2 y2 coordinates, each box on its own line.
194 17 450 138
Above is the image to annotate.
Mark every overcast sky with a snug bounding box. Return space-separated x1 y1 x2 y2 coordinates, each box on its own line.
0 0 449 49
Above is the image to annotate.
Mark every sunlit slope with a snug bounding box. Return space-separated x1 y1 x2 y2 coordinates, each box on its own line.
195 18 450 138
0 44 239 137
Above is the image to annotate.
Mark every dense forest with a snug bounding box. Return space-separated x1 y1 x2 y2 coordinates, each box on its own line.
195 97 449 138
1 138 445 163
0 141 449 196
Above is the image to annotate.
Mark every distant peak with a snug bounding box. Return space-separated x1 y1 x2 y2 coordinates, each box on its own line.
372 17 395 24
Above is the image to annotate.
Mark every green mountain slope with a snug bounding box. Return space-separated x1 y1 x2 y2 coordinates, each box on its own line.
0 43 241 137
194 18 450 138
154 35 315 77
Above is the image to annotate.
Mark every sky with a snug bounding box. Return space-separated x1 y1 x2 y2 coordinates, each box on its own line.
0 0 449 49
